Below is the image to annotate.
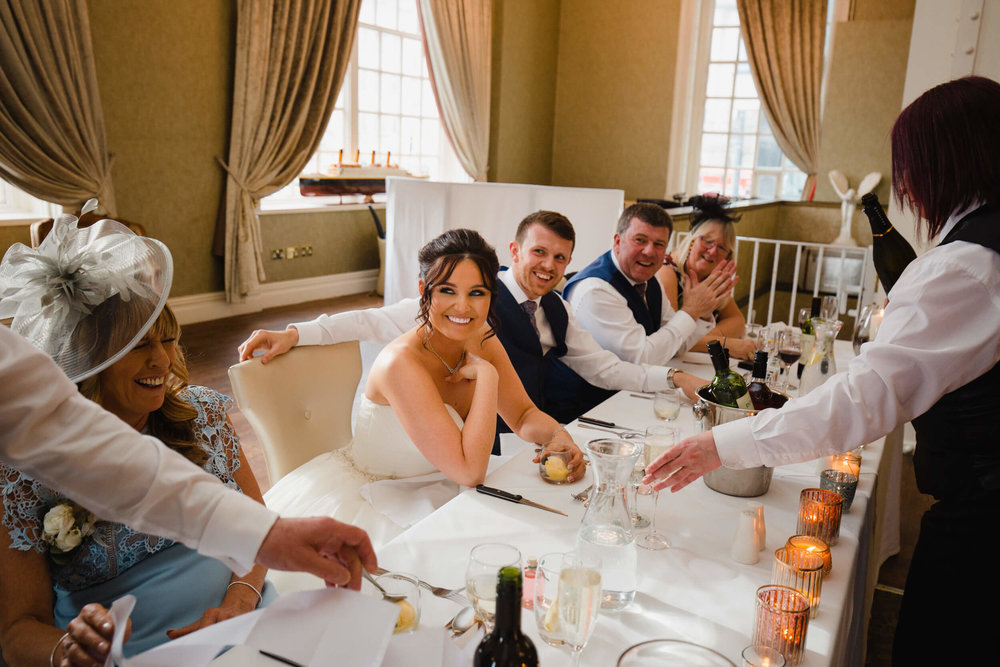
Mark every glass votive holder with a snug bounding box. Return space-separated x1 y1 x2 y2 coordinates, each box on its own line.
742 644 786 667
772 547 824 619
828 452 861 477
751 585 810 665
785 535 831 577
796 488 843 546
820 469 858 512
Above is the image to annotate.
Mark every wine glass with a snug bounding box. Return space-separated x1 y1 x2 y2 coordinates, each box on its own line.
638 425 678 550
466 543 521 631
557 552 602 667
820 295 839 321
852 302 884 355
653 389 680 421
775 328 801 393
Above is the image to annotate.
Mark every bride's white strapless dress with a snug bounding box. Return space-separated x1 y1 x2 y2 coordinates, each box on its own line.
263 395 464 549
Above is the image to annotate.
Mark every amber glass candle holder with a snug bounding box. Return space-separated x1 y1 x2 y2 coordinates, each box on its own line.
785 535 832 577
820 469 858 512
772 547 824 619
751 585 810 665
828 452 861 477
796 488 843 546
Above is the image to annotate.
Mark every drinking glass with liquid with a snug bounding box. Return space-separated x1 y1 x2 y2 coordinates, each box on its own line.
466 543 522 631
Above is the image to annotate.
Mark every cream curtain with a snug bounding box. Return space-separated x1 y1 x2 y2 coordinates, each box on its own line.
220 0 360 302
736 0 826 199
417 0 491 182
0 0 116 214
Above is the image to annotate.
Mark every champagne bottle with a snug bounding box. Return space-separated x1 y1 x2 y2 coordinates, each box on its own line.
474 566 538 667
798 296 820 380
860 193 917 293
747 351 774 410
706 340 753 409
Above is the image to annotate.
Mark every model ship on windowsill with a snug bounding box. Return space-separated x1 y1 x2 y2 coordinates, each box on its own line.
299 149 426 203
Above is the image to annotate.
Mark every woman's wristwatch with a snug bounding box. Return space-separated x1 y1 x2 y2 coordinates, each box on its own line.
666 367 679 390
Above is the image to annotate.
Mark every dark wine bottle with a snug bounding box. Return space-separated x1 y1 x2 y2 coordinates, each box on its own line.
474 566 538 667
747 351 774 410
860 192 917 294
706 340 753 409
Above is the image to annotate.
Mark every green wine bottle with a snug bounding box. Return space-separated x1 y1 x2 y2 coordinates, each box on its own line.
706 340 753 409
474 566 538 667
860 192 917 293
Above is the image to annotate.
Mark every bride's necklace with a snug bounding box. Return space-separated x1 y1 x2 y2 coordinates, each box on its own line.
424 337 466 375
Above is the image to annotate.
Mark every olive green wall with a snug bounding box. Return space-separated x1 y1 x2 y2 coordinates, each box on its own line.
549 0 682 200
488 0 561 185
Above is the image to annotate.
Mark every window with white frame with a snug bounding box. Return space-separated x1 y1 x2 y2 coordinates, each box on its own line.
689 0 807 201
0 181 58 222
263 0 465 209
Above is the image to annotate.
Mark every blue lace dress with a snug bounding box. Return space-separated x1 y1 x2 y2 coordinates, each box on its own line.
0 385 275 656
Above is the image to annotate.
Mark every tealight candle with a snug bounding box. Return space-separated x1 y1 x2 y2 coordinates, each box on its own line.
742 644 786 667
752 585 810 665
820 469 859 512
785 535 832 576
796 488 843 546
828 452 861 477
772 547 824 618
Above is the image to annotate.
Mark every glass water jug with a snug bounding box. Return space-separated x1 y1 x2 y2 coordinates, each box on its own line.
576 438 641 611
799 318 842 395
852 302 885 355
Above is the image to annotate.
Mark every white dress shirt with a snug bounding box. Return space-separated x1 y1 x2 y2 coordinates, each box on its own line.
565 253 712 365
293 273 674 393
714 206 1000 469
0 327 276 575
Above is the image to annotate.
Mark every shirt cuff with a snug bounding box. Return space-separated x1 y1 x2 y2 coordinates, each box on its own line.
196 493 279 575
667 309 699 339
713 418 763 469
290 321 323 347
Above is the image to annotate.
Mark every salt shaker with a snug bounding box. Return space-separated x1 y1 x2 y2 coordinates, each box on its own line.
750 502 766 551
731 507 760 565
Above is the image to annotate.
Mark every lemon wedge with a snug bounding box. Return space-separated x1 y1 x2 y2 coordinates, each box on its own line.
543 596 559 633
394 599 416 632
544 456 569 482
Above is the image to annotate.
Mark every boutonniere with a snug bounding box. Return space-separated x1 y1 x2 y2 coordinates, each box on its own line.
42 502 96 563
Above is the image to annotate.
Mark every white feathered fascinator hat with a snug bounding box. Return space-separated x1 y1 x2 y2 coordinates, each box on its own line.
0 199 173 382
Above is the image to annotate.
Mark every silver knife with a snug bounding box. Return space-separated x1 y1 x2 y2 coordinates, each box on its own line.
475 484 568 516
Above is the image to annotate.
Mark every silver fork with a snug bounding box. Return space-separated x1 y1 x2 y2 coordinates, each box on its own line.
571 484 593 502
376 567 466 603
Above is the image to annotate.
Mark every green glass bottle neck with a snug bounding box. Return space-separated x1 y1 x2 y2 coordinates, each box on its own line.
493 567 523 634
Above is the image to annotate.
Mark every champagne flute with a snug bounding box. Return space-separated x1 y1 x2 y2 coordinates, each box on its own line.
820 295 839 321
466 543 521 631
557 552 602 667
638 425 678 550
629 454 650 529
775 327 801 393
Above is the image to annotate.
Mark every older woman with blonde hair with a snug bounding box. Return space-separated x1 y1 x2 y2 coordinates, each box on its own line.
656 194 755 360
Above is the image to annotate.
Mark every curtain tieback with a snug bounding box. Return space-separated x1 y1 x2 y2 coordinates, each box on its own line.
215 156 254 195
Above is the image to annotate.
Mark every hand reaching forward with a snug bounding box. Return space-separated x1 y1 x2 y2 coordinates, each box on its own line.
254 517 377 590
237 327 299 363
445 352 499 384
680 261 737 321
642 430 723 493
61 603 130 667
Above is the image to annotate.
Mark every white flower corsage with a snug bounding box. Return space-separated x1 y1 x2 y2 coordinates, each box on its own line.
42 502 96 563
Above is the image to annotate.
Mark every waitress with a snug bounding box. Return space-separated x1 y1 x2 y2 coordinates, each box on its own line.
644 75 1000 665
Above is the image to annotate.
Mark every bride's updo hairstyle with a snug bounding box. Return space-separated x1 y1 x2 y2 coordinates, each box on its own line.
417 228 501 340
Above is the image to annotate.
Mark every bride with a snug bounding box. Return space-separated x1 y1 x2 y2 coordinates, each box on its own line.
264 229 584 548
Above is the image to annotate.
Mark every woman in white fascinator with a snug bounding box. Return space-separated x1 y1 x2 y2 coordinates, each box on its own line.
0 202 275 664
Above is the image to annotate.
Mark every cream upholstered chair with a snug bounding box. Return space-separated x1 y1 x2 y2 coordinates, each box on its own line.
228 341 362 485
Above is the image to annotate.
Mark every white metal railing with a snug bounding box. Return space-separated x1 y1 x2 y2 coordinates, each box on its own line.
671 232 878 334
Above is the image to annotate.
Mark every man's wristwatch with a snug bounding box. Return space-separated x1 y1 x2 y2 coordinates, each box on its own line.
666 367 679 390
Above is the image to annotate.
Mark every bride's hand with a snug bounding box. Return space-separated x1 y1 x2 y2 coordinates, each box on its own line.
445 353 498 384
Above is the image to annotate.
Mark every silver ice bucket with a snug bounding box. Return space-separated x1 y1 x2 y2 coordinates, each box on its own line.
693 387 787 497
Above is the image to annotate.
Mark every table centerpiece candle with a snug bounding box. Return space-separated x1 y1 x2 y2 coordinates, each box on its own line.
772 547 824 619
820 469 859 512
785 535 832 576
796 488 843 546
751 585 810 665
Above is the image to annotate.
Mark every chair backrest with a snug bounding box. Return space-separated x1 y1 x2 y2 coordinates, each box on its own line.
228 341 362 484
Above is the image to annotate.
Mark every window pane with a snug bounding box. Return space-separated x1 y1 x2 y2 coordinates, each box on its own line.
706 63 735 97
723 169 739 197
401 76 421 115
380 73 401 114
757 173 778 200
398 0 419 33
738 36 747 61
421 79 438 117
359 112 379 151
710 27 740 61
402 38 423 76
728 134 756 168
733 63 756 97
736 169 753 198
380 115 400 152
376 0 398 29
358 27 379 69
358 69 379 111
713 0 739 26
703 98 731 132
698 167 724 194
381 33 401 73
757 134 782 167
759 111 772 135
730 98 759 133
781 171 807 199
359 0 376 24
421 119 439 156
319 109 345 150
401 116 420 153
700 132 728 167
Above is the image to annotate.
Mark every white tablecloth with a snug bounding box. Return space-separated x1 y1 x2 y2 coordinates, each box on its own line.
384 179 624 303
375 342 901 666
